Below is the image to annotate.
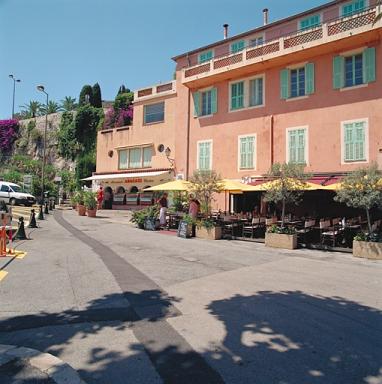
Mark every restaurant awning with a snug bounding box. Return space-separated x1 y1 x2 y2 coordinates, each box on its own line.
82 170 169 181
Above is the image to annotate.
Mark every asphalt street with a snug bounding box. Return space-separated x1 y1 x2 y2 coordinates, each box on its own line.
0 209 381 384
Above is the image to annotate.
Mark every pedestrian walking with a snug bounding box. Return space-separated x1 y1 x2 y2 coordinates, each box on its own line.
157 193 168 228
97 186 104 209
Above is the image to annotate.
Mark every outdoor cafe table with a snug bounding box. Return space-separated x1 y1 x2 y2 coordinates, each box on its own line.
167 212 184 229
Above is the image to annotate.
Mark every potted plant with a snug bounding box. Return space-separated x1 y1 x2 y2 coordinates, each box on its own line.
177 214 195 238
131 209 146 229
76 191 86 216
352 232 382 260
263 163 308 250
334 164 382 260
143 206 160 230
70 193 78 210
84 191 97 218
265 224 297 250
196 218 222 240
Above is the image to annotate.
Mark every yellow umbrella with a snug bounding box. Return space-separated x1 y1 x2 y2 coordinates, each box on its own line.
251 178 325 191
144 180 191 192
218 179 258 192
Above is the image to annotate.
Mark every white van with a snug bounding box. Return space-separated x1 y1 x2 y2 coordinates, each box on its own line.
0 181 36 206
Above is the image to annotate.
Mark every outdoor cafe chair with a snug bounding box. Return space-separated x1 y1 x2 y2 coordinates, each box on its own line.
320 218 343 247
242 217 264 238
296 219 316 244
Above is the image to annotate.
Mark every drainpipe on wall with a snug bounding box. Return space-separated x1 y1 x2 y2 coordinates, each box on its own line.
186 89 191 180
270 115 274 167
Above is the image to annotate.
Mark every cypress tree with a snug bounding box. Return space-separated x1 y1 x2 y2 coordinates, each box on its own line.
78 85 93 106
92 83 102 108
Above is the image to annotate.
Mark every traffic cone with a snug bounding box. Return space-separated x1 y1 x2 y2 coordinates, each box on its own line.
14 217 28 241
44 202 49 214
37 204 44 220
28 209 38 228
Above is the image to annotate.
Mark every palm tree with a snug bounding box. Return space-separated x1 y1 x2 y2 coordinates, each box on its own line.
19 100 42 118
40 101 62 115
60 96 77 112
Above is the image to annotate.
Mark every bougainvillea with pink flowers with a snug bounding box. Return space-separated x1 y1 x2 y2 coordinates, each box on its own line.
103 105 133 129
0 119 19 154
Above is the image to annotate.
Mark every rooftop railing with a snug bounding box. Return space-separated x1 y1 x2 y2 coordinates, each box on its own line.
183 5 379 82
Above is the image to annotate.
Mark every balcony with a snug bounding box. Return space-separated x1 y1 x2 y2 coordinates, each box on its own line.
134 80 176 103
182 6 381 88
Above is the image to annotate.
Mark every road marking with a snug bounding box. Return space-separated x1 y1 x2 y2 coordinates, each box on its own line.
0 270 8 281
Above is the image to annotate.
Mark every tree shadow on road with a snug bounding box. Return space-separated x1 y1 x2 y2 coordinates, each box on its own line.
0 290 381 384
204 290 382 384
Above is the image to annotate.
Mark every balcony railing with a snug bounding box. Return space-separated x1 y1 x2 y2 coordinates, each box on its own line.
135 80 176 102
182 6 379 84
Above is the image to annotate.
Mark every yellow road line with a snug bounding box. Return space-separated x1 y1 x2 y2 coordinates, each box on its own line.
0 270 8 281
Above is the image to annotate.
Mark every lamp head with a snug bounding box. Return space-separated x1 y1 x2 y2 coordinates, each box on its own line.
9 74 14 79
37 85 45 92
165 147 171 157
16 79 21 83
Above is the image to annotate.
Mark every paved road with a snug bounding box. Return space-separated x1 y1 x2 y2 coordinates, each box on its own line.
0 209 381 383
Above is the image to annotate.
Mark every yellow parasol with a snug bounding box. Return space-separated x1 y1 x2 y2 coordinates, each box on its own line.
218 179 259 193
144 180 191 192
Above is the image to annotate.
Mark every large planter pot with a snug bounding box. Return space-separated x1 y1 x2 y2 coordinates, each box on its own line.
265 232 297 250
353 240 382 260
87 208 97 218
77 204 86 216
196 226 222 240
144 217 160 231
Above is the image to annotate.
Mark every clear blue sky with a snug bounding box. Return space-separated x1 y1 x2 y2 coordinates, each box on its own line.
0 0 328 119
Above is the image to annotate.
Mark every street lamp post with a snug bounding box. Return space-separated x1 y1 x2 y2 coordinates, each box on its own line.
9 75 21 119
37 85 49 206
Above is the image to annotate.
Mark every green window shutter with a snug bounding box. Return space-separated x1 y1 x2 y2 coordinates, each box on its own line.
193 92 200 117
231 40 245 53
205 143 211 170
211 87 217 114
333 56 345 89
297 130 306 163
289 131 297 163
344 124 354 161
363 47 376 83
280 69 290 99
199 143 205 169
305 63 315 95
231 82 244 110
199 50 213 63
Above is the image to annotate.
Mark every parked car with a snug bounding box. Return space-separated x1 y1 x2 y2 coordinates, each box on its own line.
0 181 36 206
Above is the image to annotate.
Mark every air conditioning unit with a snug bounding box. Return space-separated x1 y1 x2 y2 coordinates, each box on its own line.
176 173 184 180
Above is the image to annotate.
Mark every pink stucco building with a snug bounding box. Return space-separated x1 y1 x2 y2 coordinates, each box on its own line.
94 0 382 207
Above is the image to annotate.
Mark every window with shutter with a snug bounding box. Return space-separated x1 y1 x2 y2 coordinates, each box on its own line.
239 136 255 169
342 0 365 17
231 40 245 53
231 81 244 110
300 14 320 30
288 129 306 164
343 121 366 162
198 141 212 170
199 50 213 64
249 78 263 107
